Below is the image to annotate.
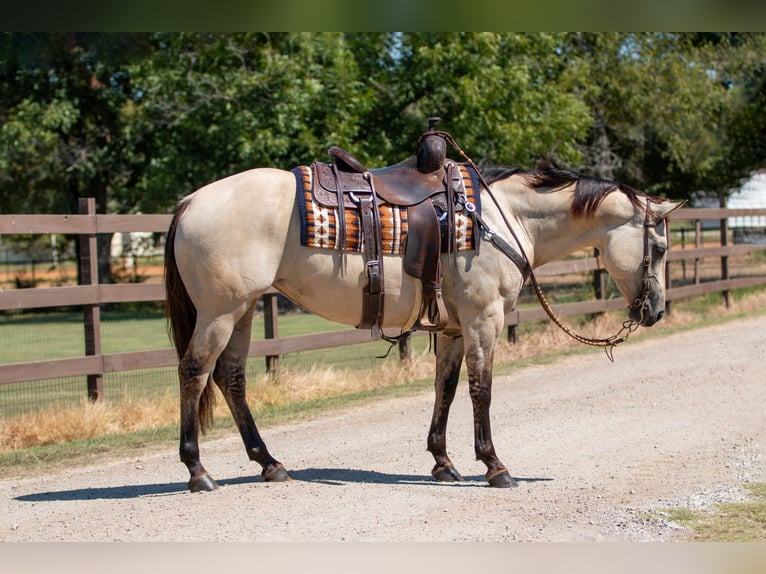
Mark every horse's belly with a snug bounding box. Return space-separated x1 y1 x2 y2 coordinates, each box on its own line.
273 248 421 329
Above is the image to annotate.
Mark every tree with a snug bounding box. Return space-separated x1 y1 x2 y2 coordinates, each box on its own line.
701 33 766 201
0 33 152 281
561 32 766 202
0 33 151 214
5 31 764 223
126 33 376 210
356 32 593 168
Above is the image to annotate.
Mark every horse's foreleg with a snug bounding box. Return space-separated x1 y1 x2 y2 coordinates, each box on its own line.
427 333 465 482
464 321 518 488
213 306 289 483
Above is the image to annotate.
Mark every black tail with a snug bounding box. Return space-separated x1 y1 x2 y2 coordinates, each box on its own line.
164 201 216 432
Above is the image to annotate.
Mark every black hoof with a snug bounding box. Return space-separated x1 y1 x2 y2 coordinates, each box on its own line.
486 469 518 488
432 463 464 482
262 463 291 482
188 473 218 492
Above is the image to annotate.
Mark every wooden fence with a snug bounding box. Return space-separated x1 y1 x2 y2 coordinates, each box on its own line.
2 201 766 400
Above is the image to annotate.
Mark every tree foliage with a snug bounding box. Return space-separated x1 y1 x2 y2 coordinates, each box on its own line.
1 32 765 219
0 33 151 214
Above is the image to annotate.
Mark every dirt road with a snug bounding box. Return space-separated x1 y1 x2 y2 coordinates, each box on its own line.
1 315 764 542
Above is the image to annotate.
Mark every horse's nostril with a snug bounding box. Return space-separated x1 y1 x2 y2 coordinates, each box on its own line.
656 310 665 322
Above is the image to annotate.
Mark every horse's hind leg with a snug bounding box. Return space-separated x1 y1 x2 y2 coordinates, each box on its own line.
179 313 240 492
213 303 289 483
427 333 465 482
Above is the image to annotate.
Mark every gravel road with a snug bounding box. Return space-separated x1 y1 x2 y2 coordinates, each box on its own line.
1 315 764 542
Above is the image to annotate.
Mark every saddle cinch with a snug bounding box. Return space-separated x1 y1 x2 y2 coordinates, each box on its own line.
309 118 480 338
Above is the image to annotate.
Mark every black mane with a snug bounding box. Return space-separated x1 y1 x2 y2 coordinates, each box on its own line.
480 165 524 186
480 158 647 218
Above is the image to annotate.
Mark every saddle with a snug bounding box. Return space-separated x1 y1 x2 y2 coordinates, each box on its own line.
309 118 476 337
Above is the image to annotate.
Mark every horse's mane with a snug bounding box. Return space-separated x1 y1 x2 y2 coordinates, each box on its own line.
480 158 647 218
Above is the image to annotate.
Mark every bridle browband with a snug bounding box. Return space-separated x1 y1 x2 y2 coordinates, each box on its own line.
437 131 662 361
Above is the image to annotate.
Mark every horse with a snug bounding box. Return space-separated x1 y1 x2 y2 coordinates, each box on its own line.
164 156 683 492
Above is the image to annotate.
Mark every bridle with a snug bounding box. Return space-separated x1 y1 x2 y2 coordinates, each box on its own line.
627 198 661 326
439 132 663 361
483 196 660 361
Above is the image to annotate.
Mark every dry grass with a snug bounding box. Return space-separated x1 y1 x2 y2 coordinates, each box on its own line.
2 289 765 454
0 353 437 453
0 393 179 452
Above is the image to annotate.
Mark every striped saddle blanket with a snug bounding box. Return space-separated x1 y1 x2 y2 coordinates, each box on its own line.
293 162 481 254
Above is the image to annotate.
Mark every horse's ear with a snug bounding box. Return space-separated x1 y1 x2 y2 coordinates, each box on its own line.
653 199 686 220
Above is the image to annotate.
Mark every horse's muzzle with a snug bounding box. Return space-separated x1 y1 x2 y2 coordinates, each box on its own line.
633 306 664 327
630 309 665 327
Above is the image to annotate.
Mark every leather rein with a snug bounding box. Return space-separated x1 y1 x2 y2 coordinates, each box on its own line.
438 131 660 361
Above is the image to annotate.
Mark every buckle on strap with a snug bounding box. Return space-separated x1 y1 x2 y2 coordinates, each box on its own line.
367 259 381 282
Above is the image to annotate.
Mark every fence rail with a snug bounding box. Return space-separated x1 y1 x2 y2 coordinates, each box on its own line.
2 204 766 396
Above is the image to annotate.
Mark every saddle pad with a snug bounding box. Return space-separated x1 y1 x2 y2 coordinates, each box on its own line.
292 163 481 255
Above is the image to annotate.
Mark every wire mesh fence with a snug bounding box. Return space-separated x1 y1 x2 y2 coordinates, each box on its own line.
0 305 433 419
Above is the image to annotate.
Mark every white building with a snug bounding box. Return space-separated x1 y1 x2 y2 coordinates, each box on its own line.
727 170 766 228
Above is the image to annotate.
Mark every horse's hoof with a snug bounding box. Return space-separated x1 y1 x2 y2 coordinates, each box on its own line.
486 469 518 488
432 463 464 482
262 463 291 482
188 473 218 492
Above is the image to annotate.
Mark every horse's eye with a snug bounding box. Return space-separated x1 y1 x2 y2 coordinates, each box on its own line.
654 245 667 256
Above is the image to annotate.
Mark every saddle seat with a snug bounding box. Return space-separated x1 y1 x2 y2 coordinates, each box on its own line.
321 147 448 208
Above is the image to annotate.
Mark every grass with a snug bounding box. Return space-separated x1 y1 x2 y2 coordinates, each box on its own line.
0 308 354 363
659 483 766 541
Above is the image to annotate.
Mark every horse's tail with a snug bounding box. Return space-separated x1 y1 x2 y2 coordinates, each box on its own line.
164 200 216 433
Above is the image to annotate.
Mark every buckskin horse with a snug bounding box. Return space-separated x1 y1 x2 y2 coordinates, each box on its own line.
164 130 683 492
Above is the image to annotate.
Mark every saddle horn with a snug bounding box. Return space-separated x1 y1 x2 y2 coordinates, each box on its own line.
417 117 447 174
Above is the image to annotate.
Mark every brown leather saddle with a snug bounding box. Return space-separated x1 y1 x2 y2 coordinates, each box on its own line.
309 118 477 337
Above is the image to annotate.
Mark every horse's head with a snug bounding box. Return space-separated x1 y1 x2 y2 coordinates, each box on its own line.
601 198 685 327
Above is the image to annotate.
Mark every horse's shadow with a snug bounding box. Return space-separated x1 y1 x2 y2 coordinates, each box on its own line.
14 468 552 502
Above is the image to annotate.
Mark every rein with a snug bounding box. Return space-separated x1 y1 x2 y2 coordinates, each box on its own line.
437 131 657 361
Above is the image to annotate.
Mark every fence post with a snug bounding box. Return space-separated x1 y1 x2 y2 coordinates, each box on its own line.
665 239 673 316
680 227 687 283
79 198 103 401
694 219 702 285
263 293 280 375
592 247 606 301
398 331 412 361
720 216 731 308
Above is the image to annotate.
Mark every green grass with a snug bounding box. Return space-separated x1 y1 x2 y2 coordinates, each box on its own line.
660 483 766 541
0 309 356 363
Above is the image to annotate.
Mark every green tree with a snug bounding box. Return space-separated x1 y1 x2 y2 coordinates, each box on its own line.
356 32 592 168
127 32 376 209
561 32 766 201
698 33 766 202
0 33 151 214
0 33 152 281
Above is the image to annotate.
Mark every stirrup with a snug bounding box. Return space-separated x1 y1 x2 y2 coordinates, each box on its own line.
415 290 448 331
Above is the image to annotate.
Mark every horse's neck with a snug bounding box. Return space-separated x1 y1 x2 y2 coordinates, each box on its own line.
502 184 625 268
